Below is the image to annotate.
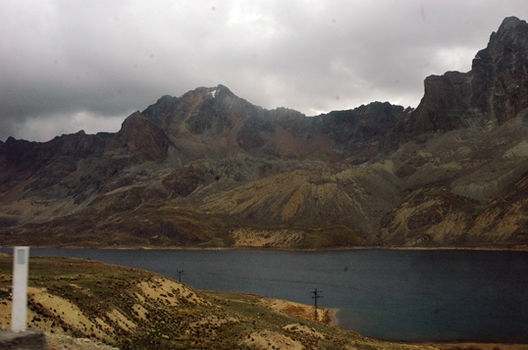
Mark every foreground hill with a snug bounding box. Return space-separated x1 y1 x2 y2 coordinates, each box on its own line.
1 17 528 249
0 254 434 349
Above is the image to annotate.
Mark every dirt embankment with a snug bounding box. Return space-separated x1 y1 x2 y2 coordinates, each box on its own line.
1 255 435 349
260 297 337 325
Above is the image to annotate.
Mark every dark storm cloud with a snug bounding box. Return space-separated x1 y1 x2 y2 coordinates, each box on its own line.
1 0 527 141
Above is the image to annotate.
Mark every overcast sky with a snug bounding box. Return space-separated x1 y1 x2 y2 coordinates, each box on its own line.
1 0 527 142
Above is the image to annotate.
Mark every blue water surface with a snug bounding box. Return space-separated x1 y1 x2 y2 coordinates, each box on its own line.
1 247 527 342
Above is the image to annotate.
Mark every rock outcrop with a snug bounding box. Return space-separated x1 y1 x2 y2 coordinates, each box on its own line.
401 16 528 136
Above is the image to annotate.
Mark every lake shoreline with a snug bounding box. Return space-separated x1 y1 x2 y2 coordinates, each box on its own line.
313 308 528 348
327 307 340 327
425 343 528 350
3 245 527 252
0 248 528 349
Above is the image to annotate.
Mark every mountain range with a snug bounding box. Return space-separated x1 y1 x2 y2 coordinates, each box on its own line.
1 16 527 249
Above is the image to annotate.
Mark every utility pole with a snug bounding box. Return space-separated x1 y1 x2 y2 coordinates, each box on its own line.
311 288 322 321
177 269 184 283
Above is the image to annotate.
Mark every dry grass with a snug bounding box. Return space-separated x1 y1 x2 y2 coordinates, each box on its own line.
1 255 521 349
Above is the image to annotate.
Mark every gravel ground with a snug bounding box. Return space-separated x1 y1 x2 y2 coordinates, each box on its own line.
46 334 119 350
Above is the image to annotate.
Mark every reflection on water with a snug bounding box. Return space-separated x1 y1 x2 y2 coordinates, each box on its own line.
2 247 527 342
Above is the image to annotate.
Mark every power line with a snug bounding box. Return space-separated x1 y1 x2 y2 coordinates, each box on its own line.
177 269 184 283
311 288 323 321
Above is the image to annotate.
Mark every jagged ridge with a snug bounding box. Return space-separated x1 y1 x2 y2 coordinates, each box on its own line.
1 17 528 248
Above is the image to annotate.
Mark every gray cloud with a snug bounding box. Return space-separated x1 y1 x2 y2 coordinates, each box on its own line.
1 0 527 141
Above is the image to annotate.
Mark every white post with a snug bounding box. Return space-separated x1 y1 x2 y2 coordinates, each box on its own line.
12 246 29 332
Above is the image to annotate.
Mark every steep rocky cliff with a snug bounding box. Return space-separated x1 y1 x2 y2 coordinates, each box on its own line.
401 16 528 135
1 17 528 249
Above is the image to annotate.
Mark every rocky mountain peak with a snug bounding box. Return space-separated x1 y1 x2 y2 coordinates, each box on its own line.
402 16 528 136
141 84 240 128
495 16 527 36
211 84 235 98
178 84 235 101
473 16 528 67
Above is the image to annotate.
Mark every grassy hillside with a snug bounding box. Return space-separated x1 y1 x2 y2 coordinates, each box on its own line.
0 254 430 350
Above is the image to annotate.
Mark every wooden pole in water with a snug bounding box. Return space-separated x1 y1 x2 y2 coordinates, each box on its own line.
12 246 29 332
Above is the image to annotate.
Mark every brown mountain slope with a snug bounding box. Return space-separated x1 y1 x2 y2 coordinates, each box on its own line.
1 17 528 248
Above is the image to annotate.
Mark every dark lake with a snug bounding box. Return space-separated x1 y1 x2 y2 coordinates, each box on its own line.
2 247 527 343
